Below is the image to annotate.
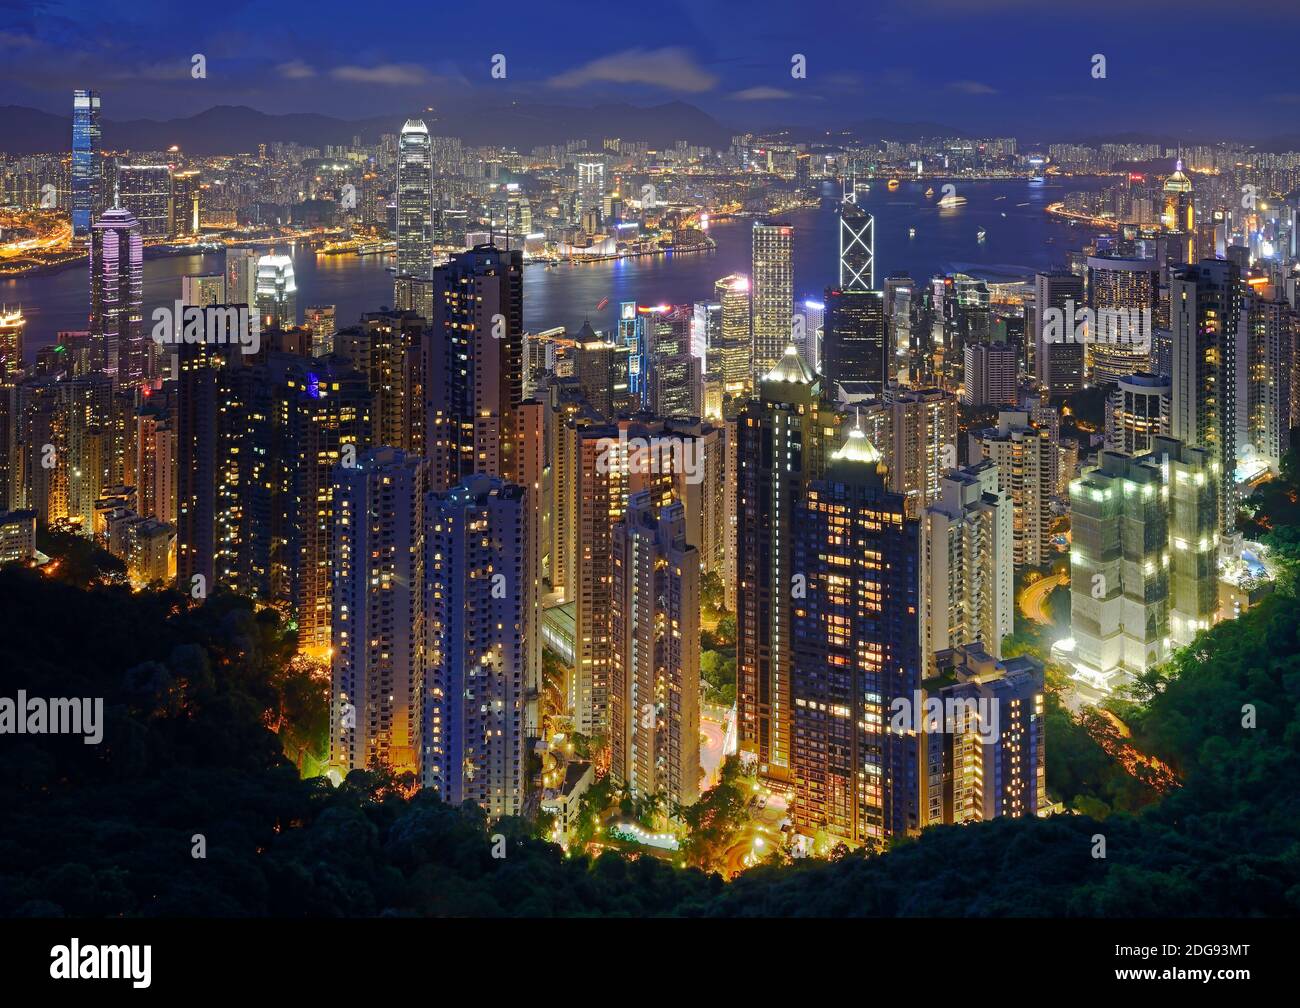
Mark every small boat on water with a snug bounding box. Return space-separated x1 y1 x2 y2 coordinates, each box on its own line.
924 187 934 197
908 227 916 239
887 179 900 191
977 229 987 242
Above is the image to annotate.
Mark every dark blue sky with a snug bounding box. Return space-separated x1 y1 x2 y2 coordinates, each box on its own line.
2 0 1297 140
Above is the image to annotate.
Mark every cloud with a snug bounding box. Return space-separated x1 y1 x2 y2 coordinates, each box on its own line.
948 79 999 95
729 86 797 101
549 47 717 93
330 63 429 86
277 60 316 80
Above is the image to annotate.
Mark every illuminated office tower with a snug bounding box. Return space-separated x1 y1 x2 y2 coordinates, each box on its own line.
334 310 424 454
610 494 701 809
516 398 546 741
1170 260 1242 535
1106 372 1169 455
330 447 425 778
304 305 337 358
175 341 238 594
970 411 1056 568
928 275 990 389
573 322 634 418
922 461 1013 667
135 400 176 524
886 386 957 519
0 307 24 382
424 244 523 490
736 347 839 782
1086 255 1158 383
0 383 17 511
790 423 921 849
576 160 605 223
170 168 200 237
884 274 915 384
564 418 677 738
1069 449 1168 685
925 643 1046 825
1069 437 1214 687
1161 437 1218 648
693 300 720 370
795 298 824 373
424 475 528 817
1162 161 1195 265
255 254 297 330
14 379 66 524
723 417 739 611
751 222 794 379
115 165 172 238
1244 294 1294 476
62 372 114 533
961 342 1019 407
270 359 372 652
71 89 101 238
822 288 886 394
393 274 434 322
226 249 258 307
838 198 874 290
661 417 726 578
396 119 433 279
714 275 752 397
181 274 225 307
647 352 701 418
90 207 144 381
1033 271 1085 397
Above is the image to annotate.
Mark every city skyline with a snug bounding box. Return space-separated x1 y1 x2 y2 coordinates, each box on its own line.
1 0 1299 944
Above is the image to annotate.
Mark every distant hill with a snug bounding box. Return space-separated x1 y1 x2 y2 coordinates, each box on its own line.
0 101 733 155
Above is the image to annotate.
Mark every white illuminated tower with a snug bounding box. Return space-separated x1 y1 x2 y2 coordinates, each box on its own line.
396 119 433 279
839 186 874 291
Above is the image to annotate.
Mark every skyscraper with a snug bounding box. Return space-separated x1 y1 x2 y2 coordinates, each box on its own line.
751 222 794 379
116 165 172 238
71 89 101 238
610 494 701 809
255 255 297 330
838 199 874 290
970 411 1056 568
886 386 958 519
1162 162 1195 265
922 461 1013 667
396 119 433 279
304 305 337 358
925 643 1046 825
822 288 886 394
424 244 523 491
331 447 426 778
424 475 528 817
1086 255 1158 383
737 347 840 782
1105 372 1170 455
961 342 1019 407
170 168 201 238
89 207 144 381
1171 259 1241 535
713 274 752 397
790 423 922 848
1033 271 1085 397
1069 437 1215 688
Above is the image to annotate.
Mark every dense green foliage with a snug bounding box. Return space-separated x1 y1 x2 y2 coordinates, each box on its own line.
3 537 1300 914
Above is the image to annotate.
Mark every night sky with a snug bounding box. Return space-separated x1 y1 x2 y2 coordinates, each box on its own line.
1 0 1297 139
